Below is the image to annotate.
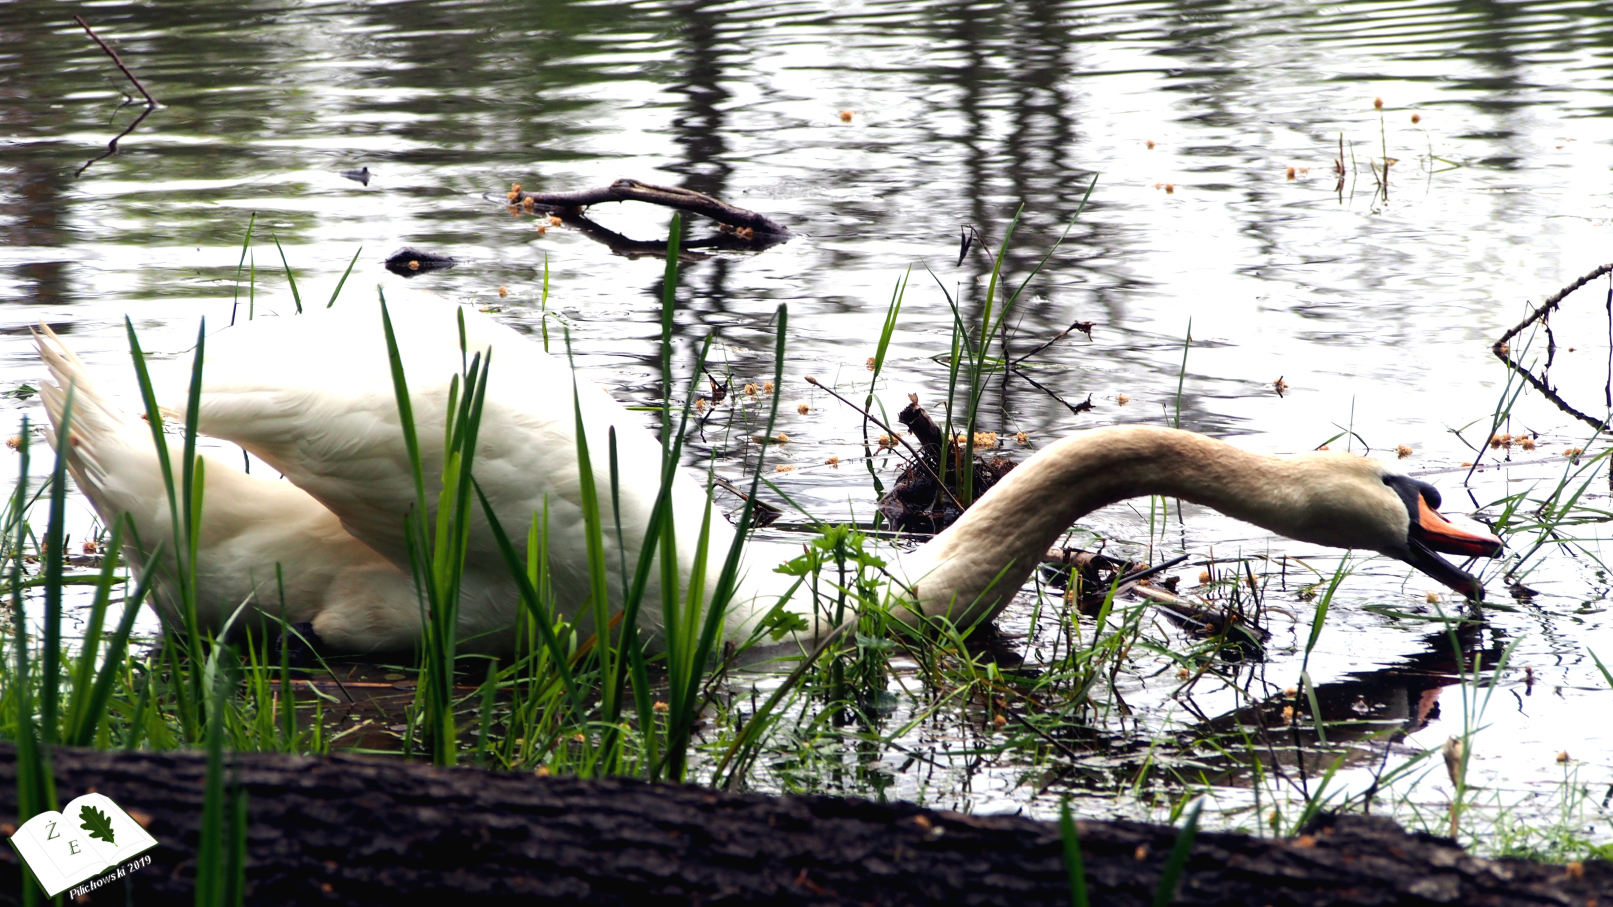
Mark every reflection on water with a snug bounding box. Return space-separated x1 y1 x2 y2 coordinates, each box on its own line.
3 0 1613 836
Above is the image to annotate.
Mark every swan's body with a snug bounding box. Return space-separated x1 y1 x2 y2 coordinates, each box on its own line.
36 291 1503 654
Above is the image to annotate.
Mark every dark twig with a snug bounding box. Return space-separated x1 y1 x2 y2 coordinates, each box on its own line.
1494 262 1613 354
803 376 963 512
710 475 782 522
74 16 155 106
73 15 158 178
1490 262 1613 434
1011 318 1092 367
1008 363 1094 417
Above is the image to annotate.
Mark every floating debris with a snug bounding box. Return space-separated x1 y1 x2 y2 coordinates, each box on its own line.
877 396 1017 532
384 247 457 277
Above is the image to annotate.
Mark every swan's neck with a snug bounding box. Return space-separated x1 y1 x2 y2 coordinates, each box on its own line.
898 425 1388 627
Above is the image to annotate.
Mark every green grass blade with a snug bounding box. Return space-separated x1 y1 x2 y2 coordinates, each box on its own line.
271 231 302 314
63 515 122 739
9 421 59 885
40 388 74 746
378 291 428 516
1060 799 1090 907
1589 649 1613 690
67 544 163 747
1173 319 1191 430
473 481 582 709
1153 796 1203 907
327 245 362 308
230 212 256 326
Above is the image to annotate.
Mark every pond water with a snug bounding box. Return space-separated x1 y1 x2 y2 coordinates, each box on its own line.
4 0 1613 849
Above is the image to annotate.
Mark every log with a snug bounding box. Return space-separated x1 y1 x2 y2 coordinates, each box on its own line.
507 178 791 237
0 743 1607 905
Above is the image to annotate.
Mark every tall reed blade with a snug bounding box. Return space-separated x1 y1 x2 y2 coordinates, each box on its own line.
381 292 492 765
39 389 75 747
9 420 57 907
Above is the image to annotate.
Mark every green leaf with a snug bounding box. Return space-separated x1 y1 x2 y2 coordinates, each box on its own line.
759 604 810 641
79 804 116 844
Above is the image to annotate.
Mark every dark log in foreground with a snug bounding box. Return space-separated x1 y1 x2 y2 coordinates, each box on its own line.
508 178 791 237
1 744 1607 905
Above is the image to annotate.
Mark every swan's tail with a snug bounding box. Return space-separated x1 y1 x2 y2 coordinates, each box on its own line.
34 325 427 652
34 325 172 528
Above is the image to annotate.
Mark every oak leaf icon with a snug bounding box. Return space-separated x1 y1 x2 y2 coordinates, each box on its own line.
79 804 116 844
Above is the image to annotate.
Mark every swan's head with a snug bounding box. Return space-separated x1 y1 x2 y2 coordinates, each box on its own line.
1380 471 1504 599
1281 454 1503 599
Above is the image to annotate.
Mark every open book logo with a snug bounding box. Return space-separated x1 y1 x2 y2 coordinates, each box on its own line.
7 793 158 897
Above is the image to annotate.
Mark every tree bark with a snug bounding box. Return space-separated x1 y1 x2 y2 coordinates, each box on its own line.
0 744 1606 905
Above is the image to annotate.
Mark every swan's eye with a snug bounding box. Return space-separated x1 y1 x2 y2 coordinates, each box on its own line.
1382 474 1442 516
1414 479 1442 510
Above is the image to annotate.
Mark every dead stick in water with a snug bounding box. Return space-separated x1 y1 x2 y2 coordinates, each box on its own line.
74 15 157 106
73 15 159 177
1484 262 1613 440
508 179 790 237
1494 261 1613 354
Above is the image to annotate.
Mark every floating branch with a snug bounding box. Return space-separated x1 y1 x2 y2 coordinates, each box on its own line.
73 15 159 178
505 179 791 238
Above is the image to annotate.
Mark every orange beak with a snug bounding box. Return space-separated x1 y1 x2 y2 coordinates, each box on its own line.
1405 496 1503 600
1413 496 1503 559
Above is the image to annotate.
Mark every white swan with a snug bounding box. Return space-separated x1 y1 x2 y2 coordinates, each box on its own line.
36 291 1503 654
